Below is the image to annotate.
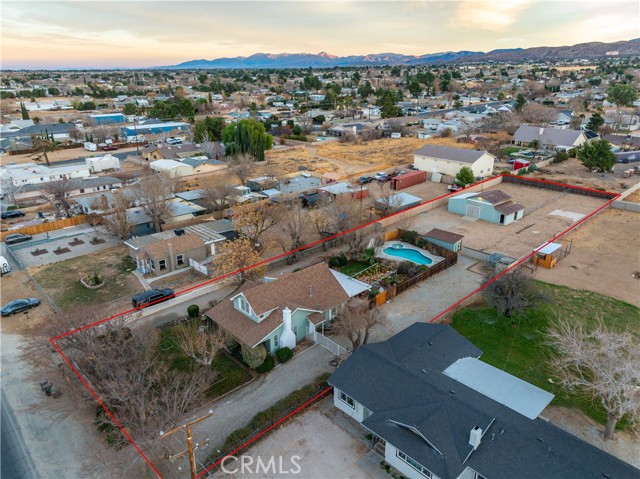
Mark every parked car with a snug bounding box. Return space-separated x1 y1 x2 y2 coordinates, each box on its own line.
1 210 26 219
131 289 175 308
447 184 463 192
4 233 32 245
374 172 389 181
1 298 41 316
102 145 118 151
358 176 374 184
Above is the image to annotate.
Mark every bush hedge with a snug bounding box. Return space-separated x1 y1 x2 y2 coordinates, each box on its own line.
399 230 419 245
187 304 200 318
275 347 294 363
329 253 348 267
256 354 275 373
221 373 330 449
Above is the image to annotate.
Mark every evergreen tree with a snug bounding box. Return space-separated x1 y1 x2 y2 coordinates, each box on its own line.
20 102 30 120
577 139 616 171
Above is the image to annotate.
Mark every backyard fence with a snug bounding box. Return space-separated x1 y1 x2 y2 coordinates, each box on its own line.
0 215 87 241
502 174 618 199
307 330 350 358
393 254 458 296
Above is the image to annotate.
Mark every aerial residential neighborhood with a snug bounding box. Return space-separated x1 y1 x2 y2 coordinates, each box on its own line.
1 2 639 479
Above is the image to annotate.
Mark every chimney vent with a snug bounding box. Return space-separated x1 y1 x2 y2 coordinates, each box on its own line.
469 426 482 450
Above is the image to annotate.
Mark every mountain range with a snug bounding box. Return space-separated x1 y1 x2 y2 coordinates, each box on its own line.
164 39 639 69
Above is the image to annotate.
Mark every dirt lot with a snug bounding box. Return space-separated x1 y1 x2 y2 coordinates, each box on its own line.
531 157 640 194
212 408 372 479
410 183 610 260
0 271 57 335
623 188 640 203
533 209 640 306
1 144 142 166
264 136 487 179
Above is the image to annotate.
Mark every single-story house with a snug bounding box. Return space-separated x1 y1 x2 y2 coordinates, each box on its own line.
318 181 368 199
149 159 194 178
204 262 370 353
85 154 120 173
413 145 495 179
513 125 586 150
143 143 206 161
422 228 464 253
1 162 92 187
326 122 374 138
6 176 122 203
125 232 207 275
328 323 638 479
448 190 525 225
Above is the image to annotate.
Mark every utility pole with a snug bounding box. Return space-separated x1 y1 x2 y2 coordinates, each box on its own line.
160 410 213 479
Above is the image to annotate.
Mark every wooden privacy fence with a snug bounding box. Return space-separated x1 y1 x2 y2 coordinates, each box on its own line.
0 215 87 240
394 254 458 296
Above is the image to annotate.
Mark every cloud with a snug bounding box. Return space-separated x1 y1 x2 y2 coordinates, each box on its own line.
454 0 534 31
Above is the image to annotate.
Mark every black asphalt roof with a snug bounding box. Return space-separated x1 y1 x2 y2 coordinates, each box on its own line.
328 323 639 479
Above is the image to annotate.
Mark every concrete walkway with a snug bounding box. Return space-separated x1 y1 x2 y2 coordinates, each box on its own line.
161 344 336 476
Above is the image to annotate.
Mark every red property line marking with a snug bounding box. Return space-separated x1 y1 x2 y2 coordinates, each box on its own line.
51 174 620 478
196 386 333 479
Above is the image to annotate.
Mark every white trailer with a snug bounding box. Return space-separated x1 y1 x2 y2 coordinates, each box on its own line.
84 142 98 151
85 154 120 173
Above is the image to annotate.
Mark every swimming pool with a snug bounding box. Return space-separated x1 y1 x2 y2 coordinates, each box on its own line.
382 243 433 265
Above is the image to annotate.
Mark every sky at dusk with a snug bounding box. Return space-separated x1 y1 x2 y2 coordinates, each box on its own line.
2 0 639 69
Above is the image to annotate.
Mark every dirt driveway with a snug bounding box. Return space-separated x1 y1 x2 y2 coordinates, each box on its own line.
211 408 372 479
533 209 640 306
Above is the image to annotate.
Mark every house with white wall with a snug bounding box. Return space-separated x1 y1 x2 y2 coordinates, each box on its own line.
328 323 639 479
413 145 495 179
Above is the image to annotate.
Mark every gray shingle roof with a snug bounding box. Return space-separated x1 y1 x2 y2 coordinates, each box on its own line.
414 144 489 164
328 323 639 479
513 125 585 146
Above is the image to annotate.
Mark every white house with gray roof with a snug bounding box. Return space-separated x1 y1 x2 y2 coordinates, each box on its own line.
413 145 495 179
329 323 640 479
513 125 587 150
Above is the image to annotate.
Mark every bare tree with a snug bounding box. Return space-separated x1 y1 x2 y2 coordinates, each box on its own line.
519 103 556 126
210 237 266 283
307 207 334 250
334 297 386 351
44 180 73 216
234 201 277 246
483 267 542 318
175 321 225 375
200 172 235 216
199 131 225 160
134 173 171 232
271 203 308 262
297 111 314 135
547 318 640 439
31 134 60 167
229 152 254 186
371 181 403 216
103 190 132 239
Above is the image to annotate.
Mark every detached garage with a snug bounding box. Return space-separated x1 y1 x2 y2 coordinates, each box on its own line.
448 190 525 225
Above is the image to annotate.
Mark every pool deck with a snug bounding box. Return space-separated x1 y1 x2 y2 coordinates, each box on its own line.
377 241 445 266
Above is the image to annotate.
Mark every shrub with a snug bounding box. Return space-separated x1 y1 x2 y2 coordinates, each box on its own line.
399 230 419 244
275 347 294 363
241 343 267 369
6 205 18 211
187 304 200 318
329 253 348 267
368 285 380 298
256 354 275 373
553 151 569 163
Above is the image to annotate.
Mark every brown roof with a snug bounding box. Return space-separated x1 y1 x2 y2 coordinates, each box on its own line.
494 200 525 216
424 228 464 244
242 262 349 316
474 190 512 205
203 262 349 347
141 233 205 259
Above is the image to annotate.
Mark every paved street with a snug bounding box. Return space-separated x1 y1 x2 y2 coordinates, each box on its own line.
1 389 40 479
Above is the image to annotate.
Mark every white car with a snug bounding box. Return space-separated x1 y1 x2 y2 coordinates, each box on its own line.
373 172 389 181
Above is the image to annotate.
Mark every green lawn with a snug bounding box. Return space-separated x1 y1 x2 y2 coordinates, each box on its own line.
31 246 140 311
451 282 639 428
158 326 253 400
498 146 523 157
339 261 370 277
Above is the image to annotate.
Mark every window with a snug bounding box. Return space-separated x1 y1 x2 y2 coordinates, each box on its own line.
329 307 337 319
238 297 251 315
159 259 167 270
79 189 85 193
396 450 432 478
150 259 156 271
338 391 356 410
273 334 279 349
293 325 298 338
176 254 184 265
